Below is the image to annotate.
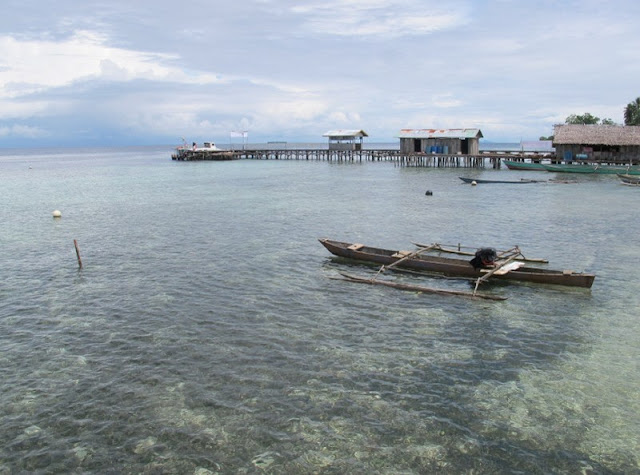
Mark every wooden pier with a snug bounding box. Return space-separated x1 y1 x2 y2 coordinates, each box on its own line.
173 147 559 168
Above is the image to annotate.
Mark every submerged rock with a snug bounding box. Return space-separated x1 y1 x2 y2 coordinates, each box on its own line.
252 451 280 469
134 436 157 454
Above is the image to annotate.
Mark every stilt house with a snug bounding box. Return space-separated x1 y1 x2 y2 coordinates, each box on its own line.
398 129 483 154
553 124 640 162
323 130 368 151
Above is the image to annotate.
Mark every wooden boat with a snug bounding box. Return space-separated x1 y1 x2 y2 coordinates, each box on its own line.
319 239 595 288
543 164 640 175
618 173 640 185
172 141 238 161
459 177 541 184
542 164 596 174
503 160 547 171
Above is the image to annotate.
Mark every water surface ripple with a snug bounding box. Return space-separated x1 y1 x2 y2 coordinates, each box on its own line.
1 147 638 473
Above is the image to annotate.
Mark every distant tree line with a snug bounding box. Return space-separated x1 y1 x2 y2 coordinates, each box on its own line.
539 96 640 140
564 112 615 125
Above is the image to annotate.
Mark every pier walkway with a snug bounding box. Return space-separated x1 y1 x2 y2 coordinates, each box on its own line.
173 148 560 168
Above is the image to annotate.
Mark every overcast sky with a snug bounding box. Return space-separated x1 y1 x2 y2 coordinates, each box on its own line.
1 0 639 147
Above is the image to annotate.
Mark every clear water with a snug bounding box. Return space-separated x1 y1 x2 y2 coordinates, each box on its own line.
1 146 638 473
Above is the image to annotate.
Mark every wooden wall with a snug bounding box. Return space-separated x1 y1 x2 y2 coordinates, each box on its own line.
400 138 479 155
555 144 640 162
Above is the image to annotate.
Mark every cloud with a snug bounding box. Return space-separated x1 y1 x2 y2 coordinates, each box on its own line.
0 124 49 138
432 94 463 108
115 92 333 139
0 30 220 100
2 0 640 146
290 0 469 37
0 100 53 120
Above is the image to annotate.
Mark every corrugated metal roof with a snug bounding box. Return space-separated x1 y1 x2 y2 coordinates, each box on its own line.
322 129 368 138
553 124 640 146
398 128 483 139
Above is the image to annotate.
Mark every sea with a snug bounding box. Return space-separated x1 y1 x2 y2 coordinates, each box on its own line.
0 144 638 474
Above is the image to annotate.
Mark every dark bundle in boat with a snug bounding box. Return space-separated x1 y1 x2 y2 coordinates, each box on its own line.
470 248 498 269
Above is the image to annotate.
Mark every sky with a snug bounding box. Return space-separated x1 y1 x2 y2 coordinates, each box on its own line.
1 0 640 147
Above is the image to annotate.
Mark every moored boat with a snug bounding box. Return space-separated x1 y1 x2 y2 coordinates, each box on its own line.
618 174 640 185
543 164 640 175
503 159 547 171
319 239 595 288
172 141 238 161
459 177 541 184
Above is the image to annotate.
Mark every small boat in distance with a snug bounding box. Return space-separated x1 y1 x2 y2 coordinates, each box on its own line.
319 239 595 288
172 141 238 161
543 164 640 175
459 177 541 184
618 174 640 186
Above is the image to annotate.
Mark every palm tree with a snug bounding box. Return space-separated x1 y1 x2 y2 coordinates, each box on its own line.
624 97 640 125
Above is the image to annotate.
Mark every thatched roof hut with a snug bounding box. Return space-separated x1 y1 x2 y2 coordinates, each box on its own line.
553 124 640 161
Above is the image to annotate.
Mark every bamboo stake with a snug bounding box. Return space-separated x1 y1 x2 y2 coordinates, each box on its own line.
73 239 83 269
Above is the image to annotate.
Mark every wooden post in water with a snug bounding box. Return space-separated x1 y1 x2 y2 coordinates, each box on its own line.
74 239 83 269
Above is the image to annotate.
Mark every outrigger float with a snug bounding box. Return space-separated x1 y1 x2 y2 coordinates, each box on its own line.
320 238 595 301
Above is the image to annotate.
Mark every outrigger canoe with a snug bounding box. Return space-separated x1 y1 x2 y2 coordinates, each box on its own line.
459 176 575 185
319 239 595 288
618 174 640 186
459 177 541 184
543 164 640 175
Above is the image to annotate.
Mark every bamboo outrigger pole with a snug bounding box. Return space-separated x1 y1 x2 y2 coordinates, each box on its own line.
370 244 438 281
411 242 548 263
472 253 522 295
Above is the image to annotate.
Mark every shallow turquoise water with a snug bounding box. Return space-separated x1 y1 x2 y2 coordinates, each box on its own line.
0 147 638 473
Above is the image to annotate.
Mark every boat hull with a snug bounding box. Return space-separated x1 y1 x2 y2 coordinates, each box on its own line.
171 149 238 161
618 174 640 185
503 160 547 171
319 239 595 288
543 164 640 175
459 177 540 184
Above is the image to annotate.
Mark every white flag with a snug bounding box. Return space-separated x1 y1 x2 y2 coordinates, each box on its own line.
230 131 247 138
